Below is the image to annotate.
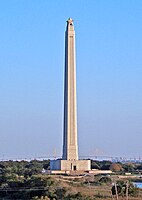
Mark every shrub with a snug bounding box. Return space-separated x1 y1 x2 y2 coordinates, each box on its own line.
109 163 123 172
99 176 111 184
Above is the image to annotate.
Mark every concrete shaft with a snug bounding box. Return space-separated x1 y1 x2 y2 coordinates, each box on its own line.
62 18 78 160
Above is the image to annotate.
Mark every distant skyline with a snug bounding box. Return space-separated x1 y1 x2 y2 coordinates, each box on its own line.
0 0 142 159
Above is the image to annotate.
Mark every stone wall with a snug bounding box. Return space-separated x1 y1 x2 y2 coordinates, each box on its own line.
50 159 91 171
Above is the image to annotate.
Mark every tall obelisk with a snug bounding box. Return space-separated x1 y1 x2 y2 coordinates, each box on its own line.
50 18 91 172
62 18 78 161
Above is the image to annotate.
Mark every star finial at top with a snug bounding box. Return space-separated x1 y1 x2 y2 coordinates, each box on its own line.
67 18 73 24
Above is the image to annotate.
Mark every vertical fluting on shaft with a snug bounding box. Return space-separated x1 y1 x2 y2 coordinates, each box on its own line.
62 18 78 160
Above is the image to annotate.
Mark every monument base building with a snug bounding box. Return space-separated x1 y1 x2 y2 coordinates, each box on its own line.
50 159 91 171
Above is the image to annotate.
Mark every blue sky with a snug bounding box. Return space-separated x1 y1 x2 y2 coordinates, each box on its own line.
0 0 142 159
